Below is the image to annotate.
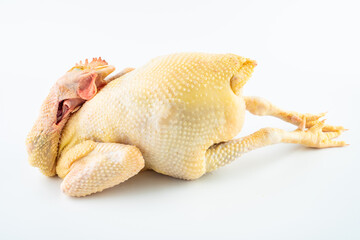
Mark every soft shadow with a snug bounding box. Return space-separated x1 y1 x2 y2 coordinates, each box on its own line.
69 145 312 199
81 170 190 200
202 144 307 182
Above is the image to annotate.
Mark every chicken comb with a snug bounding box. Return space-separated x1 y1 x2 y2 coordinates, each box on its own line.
75 57 108 68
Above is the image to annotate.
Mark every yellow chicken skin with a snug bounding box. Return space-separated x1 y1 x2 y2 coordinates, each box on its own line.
27 53 347 197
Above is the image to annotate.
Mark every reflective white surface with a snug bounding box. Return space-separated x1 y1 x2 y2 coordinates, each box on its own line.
0 0 359 239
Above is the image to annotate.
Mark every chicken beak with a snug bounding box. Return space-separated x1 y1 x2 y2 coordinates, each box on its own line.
95 65 116 79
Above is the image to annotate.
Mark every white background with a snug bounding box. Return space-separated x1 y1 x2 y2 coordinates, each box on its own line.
0 0 359 239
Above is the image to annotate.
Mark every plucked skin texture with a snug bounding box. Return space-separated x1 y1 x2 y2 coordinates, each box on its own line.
27 53 347 197
26 58 116 176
